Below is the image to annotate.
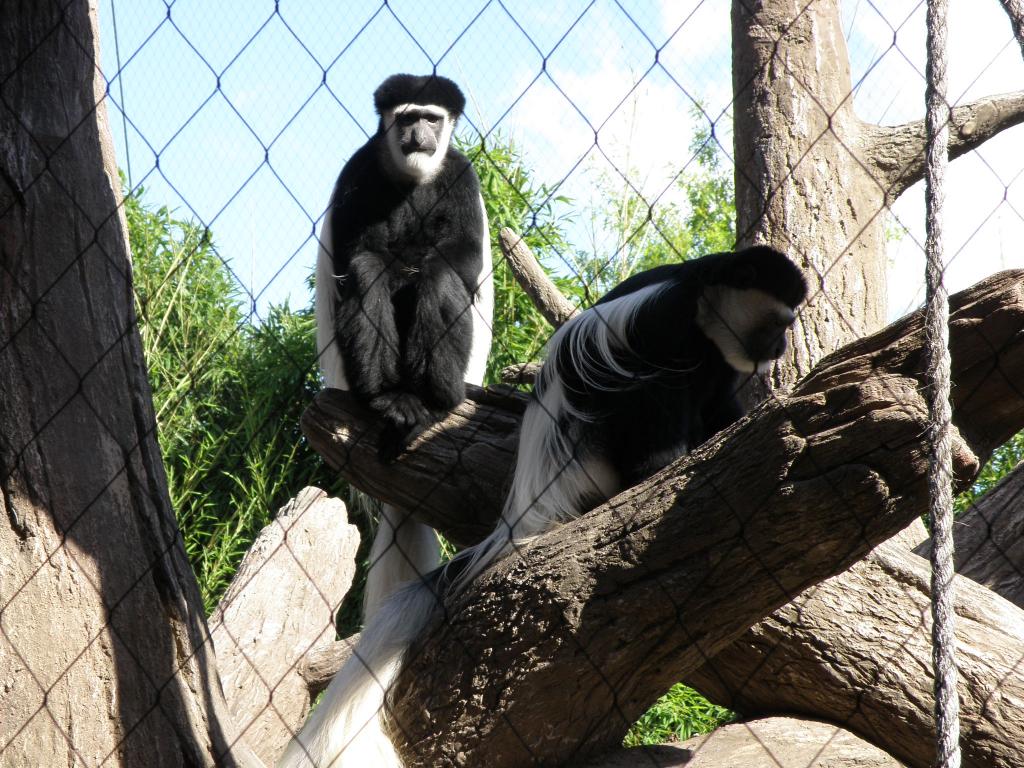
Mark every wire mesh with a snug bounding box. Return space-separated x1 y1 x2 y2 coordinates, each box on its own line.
2 1 1024 766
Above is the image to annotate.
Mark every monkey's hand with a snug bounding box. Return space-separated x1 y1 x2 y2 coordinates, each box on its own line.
369 392 437 462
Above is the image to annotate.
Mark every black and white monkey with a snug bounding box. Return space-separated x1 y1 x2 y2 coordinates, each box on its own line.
313 74 493 622
279 247 807 767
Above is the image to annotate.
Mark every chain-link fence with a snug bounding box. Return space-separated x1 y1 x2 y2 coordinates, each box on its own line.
3 0 1024 766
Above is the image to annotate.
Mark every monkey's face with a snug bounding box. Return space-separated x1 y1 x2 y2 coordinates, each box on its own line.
382 104 454 182
697 286 799 374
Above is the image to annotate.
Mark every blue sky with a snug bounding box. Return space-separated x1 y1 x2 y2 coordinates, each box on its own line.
98 0 1024 322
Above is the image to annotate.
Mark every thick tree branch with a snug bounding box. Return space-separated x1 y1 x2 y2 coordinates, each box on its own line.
915 462 1024 609
304 270 1024 546
301 270 1024 767
499 361 543 385
302 384 525 547
498 227 579 327
688 539 1024 768
386 366 966 766
865 91 1024 200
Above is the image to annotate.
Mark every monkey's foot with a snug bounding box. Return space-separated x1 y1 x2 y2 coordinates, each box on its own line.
370 392 435 462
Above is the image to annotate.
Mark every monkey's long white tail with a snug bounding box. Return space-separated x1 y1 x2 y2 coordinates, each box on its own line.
276 580 438 768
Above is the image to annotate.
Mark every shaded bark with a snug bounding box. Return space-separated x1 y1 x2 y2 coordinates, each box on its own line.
0 2 259 765
584 717 904 768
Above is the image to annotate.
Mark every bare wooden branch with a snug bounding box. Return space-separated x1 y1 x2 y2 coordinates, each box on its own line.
687 539 1024 768
298 635 357 698
915 462 1024 609
302 384 526 547
209 489 360 764
998 0 1024 59
865 91 1024 200
499 361 542 385
498 227 579 327
386 375 950 766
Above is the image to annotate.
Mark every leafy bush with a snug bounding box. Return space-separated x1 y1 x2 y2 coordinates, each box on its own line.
624 683 736 746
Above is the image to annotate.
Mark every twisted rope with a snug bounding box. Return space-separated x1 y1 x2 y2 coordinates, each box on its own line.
925 1 961 766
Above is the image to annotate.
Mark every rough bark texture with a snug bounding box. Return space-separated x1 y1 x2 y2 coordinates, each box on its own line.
732 0 887 389
302 384 526 548
915 463 1024 609
386 373 940 766
866 92 1024 200
499 361 542 385
0 3 259 765
687 540 1024 768
209 489 359 765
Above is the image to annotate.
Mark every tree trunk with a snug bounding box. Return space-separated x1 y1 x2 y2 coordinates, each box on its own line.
732 0 887 388
0 2 259 765
731 0 1024 393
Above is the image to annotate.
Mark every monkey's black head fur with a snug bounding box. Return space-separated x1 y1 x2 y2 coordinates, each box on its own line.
373 74 466 118
712 245 809 309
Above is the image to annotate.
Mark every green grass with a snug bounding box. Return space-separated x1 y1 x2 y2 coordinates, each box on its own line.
624 683 736 747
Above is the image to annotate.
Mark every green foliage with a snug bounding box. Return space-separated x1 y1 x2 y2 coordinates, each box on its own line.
955 431 1024 514
456 133 580 381
624 683 736 747
127 186 342 613
572 116 736 297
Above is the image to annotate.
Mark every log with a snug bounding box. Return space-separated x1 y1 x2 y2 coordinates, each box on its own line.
914 462 1024 609
209 488 360 764
384 371 970 766
303 270 1024 546
585 717 903 768
686 540 1024 768
302 383 526 547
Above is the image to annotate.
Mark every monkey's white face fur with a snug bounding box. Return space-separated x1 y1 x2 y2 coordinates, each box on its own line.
382 103 454 182
697 286 797 374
